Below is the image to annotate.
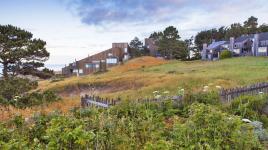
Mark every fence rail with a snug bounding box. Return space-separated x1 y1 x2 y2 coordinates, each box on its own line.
81 95 183 108
81 95 120 108
220 82 268 102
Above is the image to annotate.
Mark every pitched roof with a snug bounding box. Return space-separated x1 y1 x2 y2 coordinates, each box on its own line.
258 32 268 41
235 34 254 43
234 32 268 43
207 41 227 50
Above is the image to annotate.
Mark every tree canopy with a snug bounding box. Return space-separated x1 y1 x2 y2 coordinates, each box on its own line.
0 24 49 79
129 37 144 57
153 26 188 60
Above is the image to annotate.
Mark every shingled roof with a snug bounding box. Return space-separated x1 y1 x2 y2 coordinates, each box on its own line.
258 32 268 41
234 32 268 43
207 41 227 50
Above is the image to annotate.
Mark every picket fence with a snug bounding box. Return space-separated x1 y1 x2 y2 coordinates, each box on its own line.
220 82 268 102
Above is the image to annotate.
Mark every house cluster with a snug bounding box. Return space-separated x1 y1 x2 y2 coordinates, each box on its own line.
62 39 158 76
202 32 268 60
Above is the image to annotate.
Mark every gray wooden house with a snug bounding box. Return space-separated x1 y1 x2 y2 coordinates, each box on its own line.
202 32 268 60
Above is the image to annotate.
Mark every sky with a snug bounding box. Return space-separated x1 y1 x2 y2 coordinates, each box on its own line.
0 0 268 70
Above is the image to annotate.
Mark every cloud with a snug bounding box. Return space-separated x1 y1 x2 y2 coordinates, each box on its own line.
66 0 268 28
67 0 190 25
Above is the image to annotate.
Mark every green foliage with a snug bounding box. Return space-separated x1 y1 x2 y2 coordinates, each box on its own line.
157 26 188 60
228 95 268 127
183 91 220 106
0 24 49 79
0 77 58 108
45 117 94 149
220 50 232 59
0 77 37 100
129 37 144 57
0 98 265 149
0 89 58 109
11 90 59 108
172 103 262 149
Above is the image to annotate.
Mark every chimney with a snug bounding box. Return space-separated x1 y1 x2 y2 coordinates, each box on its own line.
253 33 259 56
229 37 234 51
202 43 208 60
203 43 208 50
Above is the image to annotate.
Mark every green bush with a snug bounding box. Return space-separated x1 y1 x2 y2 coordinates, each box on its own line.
0 77 37 100
220 50 232 59
0 100 265 149
13 90 59 108
228 95 268 127
172 103 262 149
183 91 220 106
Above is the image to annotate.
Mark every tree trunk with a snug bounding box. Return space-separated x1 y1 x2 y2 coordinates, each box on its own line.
3 63 8 79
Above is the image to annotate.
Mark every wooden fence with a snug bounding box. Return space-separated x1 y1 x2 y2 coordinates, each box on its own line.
81 95 120 108
220 82 268 103
81 95 183 108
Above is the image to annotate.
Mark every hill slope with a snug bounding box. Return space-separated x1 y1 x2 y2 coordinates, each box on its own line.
39 56 268 99
2 56 268 121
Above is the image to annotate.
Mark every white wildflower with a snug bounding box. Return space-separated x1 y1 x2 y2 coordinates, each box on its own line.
25 117 29 122
155 95 162 99
163 91 170 94
153 91 159 94
242 118 252 123
216 86 222 89
203 86 209 92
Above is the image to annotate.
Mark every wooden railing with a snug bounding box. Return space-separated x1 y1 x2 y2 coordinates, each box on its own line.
81 95 183 108
220 82 268 102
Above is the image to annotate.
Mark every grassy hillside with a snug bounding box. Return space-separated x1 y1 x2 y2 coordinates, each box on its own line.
39 56 268 100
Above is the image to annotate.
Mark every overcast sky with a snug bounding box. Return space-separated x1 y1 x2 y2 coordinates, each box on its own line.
0 0 268 70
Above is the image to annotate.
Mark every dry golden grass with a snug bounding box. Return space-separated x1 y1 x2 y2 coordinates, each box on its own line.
2 56 268 120
0 96 80 121
38 56 268 100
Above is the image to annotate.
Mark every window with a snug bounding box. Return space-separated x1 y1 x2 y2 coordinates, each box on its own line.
258 47 267 53
124 48 128 53
106 58 118 64
261 41 266 46
85 63 93 68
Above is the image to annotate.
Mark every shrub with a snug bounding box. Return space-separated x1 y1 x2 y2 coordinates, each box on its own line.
0 100 266 149
220 50 232 59
228 95 268 127
13 90 59 108
0 77 37 100
171 103 263 149
183 91 220 106
228 95 267 119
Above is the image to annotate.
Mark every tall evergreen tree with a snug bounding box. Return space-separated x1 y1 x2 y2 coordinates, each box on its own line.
225 23 245 39
244 16 258 34
129 37 143 57
0 25 49 79
259 24 268 33
158 26 187 59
